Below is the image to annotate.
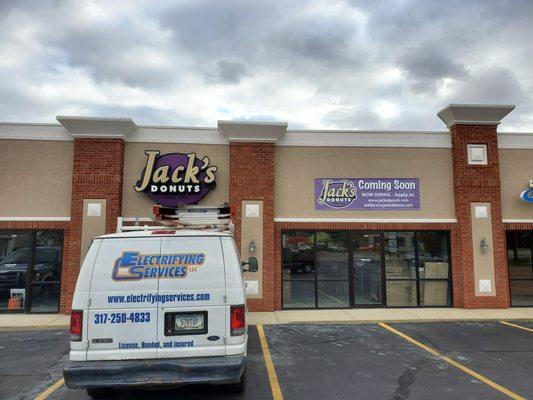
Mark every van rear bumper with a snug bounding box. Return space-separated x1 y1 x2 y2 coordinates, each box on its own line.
63 355 246 389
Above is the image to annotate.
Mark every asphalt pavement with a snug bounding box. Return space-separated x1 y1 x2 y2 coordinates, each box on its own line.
1 321 532 400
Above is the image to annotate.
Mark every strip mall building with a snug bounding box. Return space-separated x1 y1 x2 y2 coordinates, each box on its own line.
1 104 532 314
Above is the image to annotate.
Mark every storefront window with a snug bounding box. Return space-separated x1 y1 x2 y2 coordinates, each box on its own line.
0 230 63 313
282 229 452 309
316 231 349 307
283 280 315 309
0 232 32 312
352 232 382 306
386 280 417 306
506 231 533 306
282 231 316 308
417 231 451 307
385 232 417 306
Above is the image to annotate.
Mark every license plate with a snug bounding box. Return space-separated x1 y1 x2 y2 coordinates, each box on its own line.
175 313 204 331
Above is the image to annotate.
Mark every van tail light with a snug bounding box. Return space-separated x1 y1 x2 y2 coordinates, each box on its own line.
230 304 246 336
70 310 83 342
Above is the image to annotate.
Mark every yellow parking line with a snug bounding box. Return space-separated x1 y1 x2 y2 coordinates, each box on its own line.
500 320 533 333
378 323 526 400
34 378 64 400
257 324 284 400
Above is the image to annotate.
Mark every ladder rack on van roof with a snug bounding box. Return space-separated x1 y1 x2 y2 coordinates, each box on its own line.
116 204 233 234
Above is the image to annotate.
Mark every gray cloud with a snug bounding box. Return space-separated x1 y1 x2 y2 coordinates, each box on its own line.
398 42 469 92
0 0 531 130
205 60 249 84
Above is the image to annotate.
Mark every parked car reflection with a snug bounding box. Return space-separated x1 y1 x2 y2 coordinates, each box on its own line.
0 247 62 289
282 248 315 275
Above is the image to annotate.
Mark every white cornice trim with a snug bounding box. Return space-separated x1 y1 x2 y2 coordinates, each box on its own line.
274 217 457 223
129 126 228 144
278 130 452 148
498 132 533 149
57 116 137 139
0 123 72 141
218 120 287 143
0 217 71 222
502 219 533 223
437 104 515 128
1 122 532 150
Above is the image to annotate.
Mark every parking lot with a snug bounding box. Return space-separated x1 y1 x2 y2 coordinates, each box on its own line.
1 321 532 400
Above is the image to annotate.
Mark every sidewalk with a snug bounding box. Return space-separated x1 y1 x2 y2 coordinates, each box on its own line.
0 314 70 331
1 308 533 331
248 307 533 325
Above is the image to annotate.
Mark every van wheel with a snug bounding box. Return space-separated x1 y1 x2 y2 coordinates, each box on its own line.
227 368 246 393
86 388 116 399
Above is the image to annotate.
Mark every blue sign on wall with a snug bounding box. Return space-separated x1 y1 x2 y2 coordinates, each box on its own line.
520 189 533 203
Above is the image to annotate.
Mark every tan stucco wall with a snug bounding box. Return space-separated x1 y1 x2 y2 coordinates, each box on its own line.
500 149 533 219
122 143 230 217
0 140 73 216
275 147 455 219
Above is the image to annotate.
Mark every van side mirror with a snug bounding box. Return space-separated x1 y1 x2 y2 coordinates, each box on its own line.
242 257 258 273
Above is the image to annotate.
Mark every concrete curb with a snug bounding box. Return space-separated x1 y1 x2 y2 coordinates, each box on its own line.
2 318 533 331
249 317 533 325
0 325 70 332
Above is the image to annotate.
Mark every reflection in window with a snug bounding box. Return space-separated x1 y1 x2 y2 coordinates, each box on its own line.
316 231 348 280
0 230 63 313
419 281 451 306
282 231 315 280
30 231 63 312
386 281 417 306
281 230 452 309
384 232 416 279
283 280 315 308
317 280 349 307
506 231 533 306
352 232 382 305
0 233 32 311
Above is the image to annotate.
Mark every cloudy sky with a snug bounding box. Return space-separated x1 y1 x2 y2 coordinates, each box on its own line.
0 0 532 130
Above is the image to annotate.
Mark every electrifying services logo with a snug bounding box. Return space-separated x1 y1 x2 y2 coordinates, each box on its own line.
112 251 205 281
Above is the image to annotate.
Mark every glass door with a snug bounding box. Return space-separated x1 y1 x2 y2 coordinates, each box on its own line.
350 231 384 306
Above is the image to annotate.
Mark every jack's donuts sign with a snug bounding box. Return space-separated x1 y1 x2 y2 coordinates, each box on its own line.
315 178 420 210
135 150 217 207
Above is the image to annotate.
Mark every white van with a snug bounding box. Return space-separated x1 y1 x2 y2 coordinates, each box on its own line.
63 229 257 398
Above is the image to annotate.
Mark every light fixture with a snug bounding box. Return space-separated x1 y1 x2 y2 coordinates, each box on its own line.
248 240 256 254
480 237 489 254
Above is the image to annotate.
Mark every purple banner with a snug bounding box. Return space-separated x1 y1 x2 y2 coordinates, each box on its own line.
315 178 420 210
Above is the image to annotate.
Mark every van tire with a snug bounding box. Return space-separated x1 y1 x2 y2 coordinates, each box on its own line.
226 368 246 393
86 388 116 399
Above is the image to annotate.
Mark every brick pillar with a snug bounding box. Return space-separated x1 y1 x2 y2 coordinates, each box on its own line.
220 120 287 312
61 138 124 313
230 142 275 311
439 104 514 309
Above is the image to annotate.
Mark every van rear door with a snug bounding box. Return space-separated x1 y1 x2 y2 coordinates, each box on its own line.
86 237 161 361
157 236 226 358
